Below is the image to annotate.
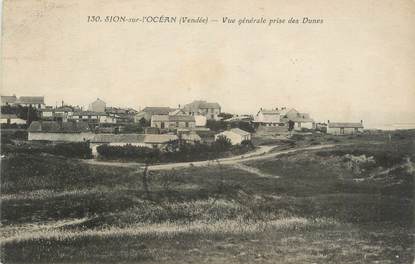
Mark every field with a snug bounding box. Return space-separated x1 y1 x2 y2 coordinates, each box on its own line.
1 130 414 263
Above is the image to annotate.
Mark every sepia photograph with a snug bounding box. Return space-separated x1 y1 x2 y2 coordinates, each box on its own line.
0 0 414 263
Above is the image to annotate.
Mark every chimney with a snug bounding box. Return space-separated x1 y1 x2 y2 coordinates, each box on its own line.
327 120 330 123
275 107 278 111
361 120 363 124
178 104 181 109
260 107 263 111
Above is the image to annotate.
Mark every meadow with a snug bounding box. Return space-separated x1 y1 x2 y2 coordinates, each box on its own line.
1 130 414 263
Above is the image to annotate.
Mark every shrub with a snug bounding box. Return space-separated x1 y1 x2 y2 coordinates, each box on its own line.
2 142 92 159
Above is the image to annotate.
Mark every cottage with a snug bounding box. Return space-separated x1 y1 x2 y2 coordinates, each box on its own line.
88 98 106 113
215 128 251 145
151 115 196 130
253 108 282 126
279 109 314 131
1 95 17 106
326 121 364 135
143 134 179 149
183 100 221 120
134 107 175 122
28 121 94 142
0 114 26 125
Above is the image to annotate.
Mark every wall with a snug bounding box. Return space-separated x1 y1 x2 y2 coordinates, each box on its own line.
327 127 363 135
28 132 95 142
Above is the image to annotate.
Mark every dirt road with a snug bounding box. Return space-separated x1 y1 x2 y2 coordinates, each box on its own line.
84 144 336 171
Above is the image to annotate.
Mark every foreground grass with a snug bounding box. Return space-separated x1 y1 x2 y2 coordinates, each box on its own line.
1 130 414 263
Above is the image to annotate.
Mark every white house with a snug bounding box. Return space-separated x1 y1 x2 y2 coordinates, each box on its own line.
327 121 364 135
253 108 282 126
0 114 26 125
88 98 106 113
215 128 251 145
182 100 221 120
28 121 94 142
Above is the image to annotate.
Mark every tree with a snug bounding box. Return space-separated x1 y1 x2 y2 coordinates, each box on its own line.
139 117 150 127
288 120 295 131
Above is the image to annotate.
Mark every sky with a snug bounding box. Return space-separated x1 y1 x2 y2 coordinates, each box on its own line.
1 0 414 128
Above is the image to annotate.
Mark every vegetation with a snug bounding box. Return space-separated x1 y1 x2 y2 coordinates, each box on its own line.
1 105 39 124
1 130 414 263
96 136 254 163
1 142 92 159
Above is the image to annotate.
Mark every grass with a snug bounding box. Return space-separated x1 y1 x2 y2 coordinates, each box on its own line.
1 130 414 263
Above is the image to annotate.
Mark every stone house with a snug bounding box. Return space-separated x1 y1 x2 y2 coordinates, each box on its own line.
326 121 364 135
215 128 251 145
182 100 221 120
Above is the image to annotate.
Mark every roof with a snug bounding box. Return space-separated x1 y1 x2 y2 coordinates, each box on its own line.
259 109 280 115
169 109 186 116
328 122 364 128
229 128 251 136
144 134 178 144
92 134 145 143
54 106 75 112
1 95 17 104
141 107 175 115
28 121 91 133
184 100 221 110
283 113 314 123
16 96 44 105
91 98 106 104
0 113 21 119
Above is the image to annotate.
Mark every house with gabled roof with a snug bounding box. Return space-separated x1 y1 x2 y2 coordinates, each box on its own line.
27 121 94 142
327 120 364 135
215 128 251 145
134 107 176 122
253 108 282 126
88 98 106 113
151 114 196 130
183 100 221 120
16 96 45 109
1 95 17 106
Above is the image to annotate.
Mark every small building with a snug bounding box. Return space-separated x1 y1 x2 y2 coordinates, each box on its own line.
253 108 282 126
1 95 17 106
88 98 106 113
28 121 94 142
0 113 26 125
279 108 314 131
326 121 364 135
134 107 175 122
151 115 196 130
183 100 221 120
16 96 45 109
215 128 251 145
143 134 179 149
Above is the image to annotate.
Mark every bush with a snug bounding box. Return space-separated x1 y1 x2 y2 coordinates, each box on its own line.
97 137 253 163
2 142 92 159
97 144 159 162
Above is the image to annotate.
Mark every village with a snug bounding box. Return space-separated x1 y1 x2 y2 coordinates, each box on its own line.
0 94 365 160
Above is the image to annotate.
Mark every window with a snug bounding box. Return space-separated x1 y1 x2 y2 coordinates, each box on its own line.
185 122 189 127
